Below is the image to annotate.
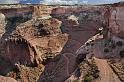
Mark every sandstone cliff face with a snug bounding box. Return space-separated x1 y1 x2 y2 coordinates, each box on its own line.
0 7 33 18
106 5 124 82
32 5 52 18
109 7 124 39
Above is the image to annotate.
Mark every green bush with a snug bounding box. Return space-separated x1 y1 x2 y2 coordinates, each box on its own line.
84 74 93 82
104 48 109 53
104 39 111 47
119 50 124 58
116 41 123 46
86 43 90 46
91 42 94 46
89 63 99 79
110 42 116 49
73 80 79 82
104 39 116 48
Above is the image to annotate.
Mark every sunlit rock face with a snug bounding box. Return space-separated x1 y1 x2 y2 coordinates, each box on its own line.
0 76 17 82
109 7 124 39
32 5 52 18
0 13 6 37
0 7 33 19
52 7 66 15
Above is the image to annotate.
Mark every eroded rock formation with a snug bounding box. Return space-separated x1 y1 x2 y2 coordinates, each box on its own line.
0 18 67 67
0 2 124 82
38 6 105 82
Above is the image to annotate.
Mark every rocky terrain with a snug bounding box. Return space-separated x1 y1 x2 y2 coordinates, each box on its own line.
0 2 124 82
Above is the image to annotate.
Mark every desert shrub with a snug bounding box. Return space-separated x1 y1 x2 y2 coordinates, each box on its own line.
111 43 116 49
83 59 99 82
116 41 123 46
104 39 116 48
0 49 5 54
90 64 99 78
86 43 90 46
73 80 79 82
119 50 124 58
104 39 111 47
91 43 94 46
104 48 109 53
109 40 116 49
84 74 93 82
76 53 86 64
88 62 99 79
95 11 101 15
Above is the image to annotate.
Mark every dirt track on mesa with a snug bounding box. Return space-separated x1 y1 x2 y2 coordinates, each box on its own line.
94 58 121 82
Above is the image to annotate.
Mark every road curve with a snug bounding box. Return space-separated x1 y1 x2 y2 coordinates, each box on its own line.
94 57 121 82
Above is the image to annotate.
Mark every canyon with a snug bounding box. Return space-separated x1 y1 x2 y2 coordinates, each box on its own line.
0 2 124 82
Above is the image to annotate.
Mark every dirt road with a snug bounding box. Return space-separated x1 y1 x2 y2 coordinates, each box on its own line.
94 58 121 82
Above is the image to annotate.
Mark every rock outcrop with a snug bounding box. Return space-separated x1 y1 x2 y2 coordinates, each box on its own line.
0 76 17 82
32 5 52 18
0 13 6 38
0 18 67 67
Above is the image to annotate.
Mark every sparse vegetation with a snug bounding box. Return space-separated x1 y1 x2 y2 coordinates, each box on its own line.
42 52 55 65
0 48 5 54
86 43 90 46
86 42 94 46
111 43 116 49
91 42 94 46
83 59 99 82
119 50 124 58
73 80 79 82
84 74 93 82
95 11 101 15
116 41 123 46
104 48 109 53
88 61 100 79
104 39 111 47
104 39 116 49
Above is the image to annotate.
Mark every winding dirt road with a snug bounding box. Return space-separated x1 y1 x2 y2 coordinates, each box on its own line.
94 57 121 82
